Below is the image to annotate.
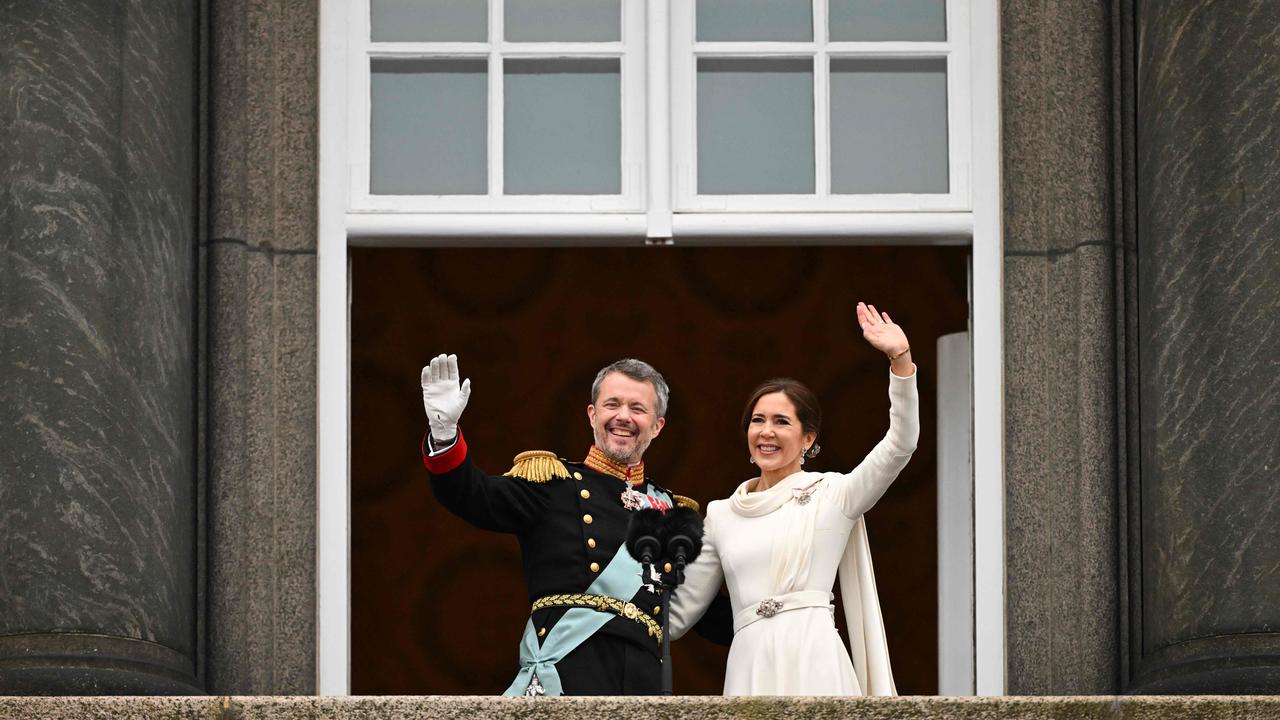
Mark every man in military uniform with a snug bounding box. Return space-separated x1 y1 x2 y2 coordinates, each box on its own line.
420 354 704 696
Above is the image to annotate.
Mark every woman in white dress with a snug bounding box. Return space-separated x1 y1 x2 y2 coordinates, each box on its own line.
669 301 918 696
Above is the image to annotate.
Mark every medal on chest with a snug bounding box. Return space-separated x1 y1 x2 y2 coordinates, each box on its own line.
621 487 647 511
620 486 673 512
793 478 823 505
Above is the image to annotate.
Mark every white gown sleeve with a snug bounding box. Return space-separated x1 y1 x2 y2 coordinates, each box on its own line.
825 367 920 519
667 503 725 641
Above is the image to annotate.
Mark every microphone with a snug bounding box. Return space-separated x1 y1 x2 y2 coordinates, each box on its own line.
623 505 705 698
663 507 704 571
625 508 666 565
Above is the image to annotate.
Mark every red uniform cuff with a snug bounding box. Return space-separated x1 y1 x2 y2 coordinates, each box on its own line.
422 430 468 474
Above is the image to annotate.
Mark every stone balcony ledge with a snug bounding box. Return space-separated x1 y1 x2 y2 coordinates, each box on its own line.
1 696 1278 719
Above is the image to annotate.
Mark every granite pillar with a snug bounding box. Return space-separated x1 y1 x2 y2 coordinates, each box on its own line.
1001 0 1121 694
1123 0 1280 693
0 0 202 694
204 0 319 694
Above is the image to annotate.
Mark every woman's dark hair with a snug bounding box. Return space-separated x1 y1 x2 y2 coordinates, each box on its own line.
740 378 823 442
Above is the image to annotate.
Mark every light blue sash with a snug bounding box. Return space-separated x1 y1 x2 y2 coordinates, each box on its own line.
503 538 662 695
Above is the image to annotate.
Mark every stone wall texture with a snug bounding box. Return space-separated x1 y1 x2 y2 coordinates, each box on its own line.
204 0 319 695
3 696 1280 720
1000 0 1122 695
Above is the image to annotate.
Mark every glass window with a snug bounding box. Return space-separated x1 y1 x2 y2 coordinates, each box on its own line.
697 58 814 194
696 0 812 42
830 58 949 193
356 0 966 211
370 0 487 42
505 0 620 42
504 59 621 194
679 0 959 207
370 59 487 195
828 0 947 41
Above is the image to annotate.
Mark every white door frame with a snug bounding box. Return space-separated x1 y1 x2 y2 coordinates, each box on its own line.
316 0 1003 696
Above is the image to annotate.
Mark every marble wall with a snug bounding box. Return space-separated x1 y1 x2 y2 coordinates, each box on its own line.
0 0 319 695
0 0 201 693
1126 0 1280 692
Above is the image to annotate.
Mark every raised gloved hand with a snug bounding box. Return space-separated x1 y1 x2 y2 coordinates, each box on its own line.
421 353 471 443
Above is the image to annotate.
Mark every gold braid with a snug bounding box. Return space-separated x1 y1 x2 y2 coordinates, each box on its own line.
531 593 662 643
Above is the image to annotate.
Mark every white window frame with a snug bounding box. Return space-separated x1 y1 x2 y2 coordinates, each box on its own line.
347 0 648 213
669 0 971 213
318 0 1004 697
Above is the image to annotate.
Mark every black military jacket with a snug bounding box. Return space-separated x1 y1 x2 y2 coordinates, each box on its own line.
423 432 695 657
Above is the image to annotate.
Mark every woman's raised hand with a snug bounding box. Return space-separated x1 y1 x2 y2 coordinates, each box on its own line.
857 302 913 375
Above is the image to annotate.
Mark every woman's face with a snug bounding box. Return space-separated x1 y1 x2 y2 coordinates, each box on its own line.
747 392 817 475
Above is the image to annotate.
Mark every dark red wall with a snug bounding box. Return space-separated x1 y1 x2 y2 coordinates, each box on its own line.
350 245 968 695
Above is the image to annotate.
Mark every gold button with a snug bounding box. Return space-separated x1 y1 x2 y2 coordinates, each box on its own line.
582 514 593 524
580 489 590 499
590 562 601 573
573 472 583 480
664 562 673 573
587 538 597 548
538 627 547 637
653 606 661 615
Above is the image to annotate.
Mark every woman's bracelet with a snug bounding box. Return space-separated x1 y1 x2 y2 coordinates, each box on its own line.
888 346 911 362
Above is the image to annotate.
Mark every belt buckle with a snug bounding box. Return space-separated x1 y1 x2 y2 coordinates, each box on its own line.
756 598 783 618
622 602 641 620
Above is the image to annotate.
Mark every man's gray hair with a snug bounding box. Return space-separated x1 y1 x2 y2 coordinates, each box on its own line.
591 358 670 418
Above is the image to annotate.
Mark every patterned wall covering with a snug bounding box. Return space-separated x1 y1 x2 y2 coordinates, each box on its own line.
351 246 968 695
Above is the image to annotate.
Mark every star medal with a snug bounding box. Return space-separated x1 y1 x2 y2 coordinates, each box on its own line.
621 487 647 511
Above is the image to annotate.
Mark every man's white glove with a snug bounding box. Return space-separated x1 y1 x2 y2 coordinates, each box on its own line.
421 353 471 443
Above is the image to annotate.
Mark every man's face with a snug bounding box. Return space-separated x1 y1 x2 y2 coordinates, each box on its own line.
587 372 665 465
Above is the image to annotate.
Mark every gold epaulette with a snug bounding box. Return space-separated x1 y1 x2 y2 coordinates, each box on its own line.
504 450 570 483
673 494 700 512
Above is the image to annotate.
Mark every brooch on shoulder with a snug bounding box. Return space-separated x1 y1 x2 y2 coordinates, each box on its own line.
792 479 822 506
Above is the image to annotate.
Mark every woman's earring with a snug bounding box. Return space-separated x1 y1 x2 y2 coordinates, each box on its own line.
749 457 756 465
800 448 808 465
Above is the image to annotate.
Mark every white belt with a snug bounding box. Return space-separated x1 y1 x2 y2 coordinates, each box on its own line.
733 590 834 633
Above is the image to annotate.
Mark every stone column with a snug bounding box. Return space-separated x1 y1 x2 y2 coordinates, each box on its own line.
204 0 318 694
0 0 202 694
1123 0 1280 693
1001 0 1121 694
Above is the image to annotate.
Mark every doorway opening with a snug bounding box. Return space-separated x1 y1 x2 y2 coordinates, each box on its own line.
349 244 968 695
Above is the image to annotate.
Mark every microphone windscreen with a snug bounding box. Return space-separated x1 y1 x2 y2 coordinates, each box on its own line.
663 506 704 563
625 508 667 561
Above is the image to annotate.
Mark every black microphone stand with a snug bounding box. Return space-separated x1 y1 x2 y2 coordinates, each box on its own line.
627 509 700 696
641 557 683 696
660 562 677 696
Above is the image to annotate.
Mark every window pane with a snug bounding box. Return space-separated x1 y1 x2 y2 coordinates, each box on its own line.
505 0 620 41
829 0 946 41
370 59 487 195
698 58 814 194
504 59 620 194
370 0 487 42
697 0 812 41
830 58 948 194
